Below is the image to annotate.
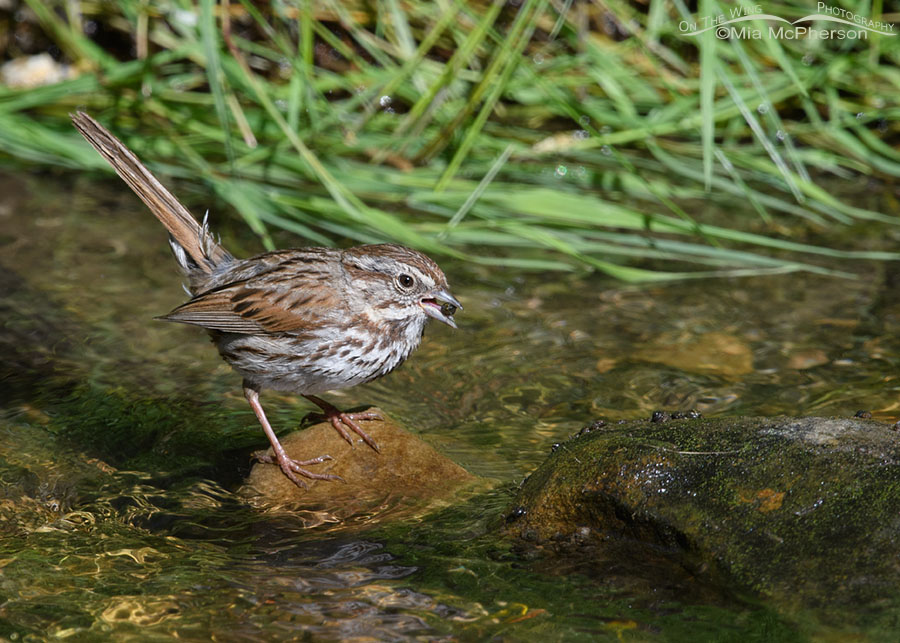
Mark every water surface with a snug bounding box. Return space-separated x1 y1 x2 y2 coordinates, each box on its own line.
2 170 899 639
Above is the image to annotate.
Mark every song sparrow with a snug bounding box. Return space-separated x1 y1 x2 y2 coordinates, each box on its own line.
71 112 460 489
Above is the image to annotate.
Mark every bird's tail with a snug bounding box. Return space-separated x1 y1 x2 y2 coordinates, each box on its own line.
71 112 233 277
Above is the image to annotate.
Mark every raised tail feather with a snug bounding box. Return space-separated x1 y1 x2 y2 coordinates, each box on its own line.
71 112 233 275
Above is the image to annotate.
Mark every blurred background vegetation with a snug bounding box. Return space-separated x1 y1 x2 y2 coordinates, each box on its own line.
0 0 898 280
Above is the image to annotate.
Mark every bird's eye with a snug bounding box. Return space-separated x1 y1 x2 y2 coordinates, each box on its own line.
396 273 415 290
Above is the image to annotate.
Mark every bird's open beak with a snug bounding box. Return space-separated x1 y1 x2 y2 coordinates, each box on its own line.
420 289 462 329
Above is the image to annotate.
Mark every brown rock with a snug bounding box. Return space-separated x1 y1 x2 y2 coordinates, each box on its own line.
241 407 476 519
634 331 753 378
786 348 829 370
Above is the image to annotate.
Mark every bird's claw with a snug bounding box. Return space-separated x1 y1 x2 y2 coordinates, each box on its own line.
254 451 343 488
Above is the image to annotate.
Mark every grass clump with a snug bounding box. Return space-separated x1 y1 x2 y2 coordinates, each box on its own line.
1 0 899 280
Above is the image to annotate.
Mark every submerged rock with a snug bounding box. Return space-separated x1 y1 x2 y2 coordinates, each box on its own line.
504 415 900 611
242 407 475 517
633 331 754 377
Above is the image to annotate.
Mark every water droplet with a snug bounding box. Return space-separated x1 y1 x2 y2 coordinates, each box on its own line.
533 53 545 65
601 145 612 156
775 130 786 142
275 99 288 111
172 9 197 27
379 95 392 107
757 103 769 115
573 130 589 141
802 53 815 66
600 125 612 135
574 166 587 178
555 164 568 177
384 106 395 114
579 115 591 127
856 112 864 120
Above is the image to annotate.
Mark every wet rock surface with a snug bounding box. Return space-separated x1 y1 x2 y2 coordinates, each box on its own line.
242 407 476 517
504 415 900 612
632 331 754 378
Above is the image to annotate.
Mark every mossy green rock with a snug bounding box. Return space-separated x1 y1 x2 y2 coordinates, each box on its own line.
504 416 900 609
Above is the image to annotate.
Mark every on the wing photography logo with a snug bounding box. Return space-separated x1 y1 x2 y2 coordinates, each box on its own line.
678 2 895 40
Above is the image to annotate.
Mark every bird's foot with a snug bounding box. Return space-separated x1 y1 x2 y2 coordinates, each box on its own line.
328 411 381 452
254 451 343 489
303 395 381 452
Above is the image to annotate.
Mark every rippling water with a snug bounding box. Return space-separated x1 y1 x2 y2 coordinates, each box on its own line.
2 171 898 639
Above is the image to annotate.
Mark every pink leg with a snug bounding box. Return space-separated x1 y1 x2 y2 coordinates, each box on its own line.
244 386 342 488
303 395 381 453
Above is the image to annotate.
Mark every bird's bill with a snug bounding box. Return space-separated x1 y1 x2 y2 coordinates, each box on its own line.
420 289 461 328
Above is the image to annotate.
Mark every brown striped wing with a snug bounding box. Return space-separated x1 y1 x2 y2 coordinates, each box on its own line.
158 255 342 334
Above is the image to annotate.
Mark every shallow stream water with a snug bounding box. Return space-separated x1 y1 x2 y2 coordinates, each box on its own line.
2 170 900 640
